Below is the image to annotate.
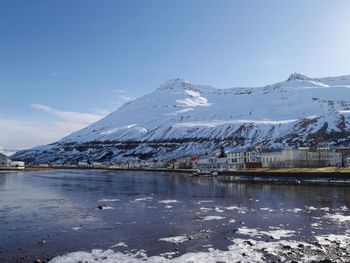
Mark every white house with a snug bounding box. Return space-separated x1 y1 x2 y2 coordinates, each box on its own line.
78 161 90 167
148 158 166 168
193 157 229 170
261 148 342 168
226 149 262 169
126 160 152 168
10 161 25 169
345 157 350 167
92 162 104 168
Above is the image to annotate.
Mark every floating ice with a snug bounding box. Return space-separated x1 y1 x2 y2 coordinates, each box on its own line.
197 200 214 204
200 216 225 221
111 242 128 248
292 208 303 213
158 200 179 204
132 197 153 202
159 235 189 244
98 206 114 210
305 206 317 211
225 206 247 212
200 207 213 212
215 207 224 213
237 227 295 240
98 199 121 202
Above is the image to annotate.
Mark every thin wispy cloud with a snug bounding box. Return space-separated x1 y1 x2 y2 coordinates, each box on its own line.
0 118 87 149
31 103 103 124
0 105 105 149
112 89 136 104
2 96 134 150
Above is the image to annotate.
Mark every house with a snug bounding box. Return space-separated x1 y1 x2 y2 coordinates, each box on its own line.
226 149 262 169
149 158 166 168
261 148 342 168
127 160 149 168
345 157 350 167
78 161 91 167
10 161 25 169
335 147 350 167
92 162 104 168
193 156 229 170
0 153 11 167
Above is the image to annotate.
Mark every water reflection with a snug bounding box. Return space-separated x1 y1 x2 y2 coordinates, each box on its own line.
1 169 350 262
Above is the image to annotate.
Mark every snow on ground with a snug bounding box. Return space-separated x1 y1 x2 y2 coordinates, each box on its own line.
49 235 342 263
159 252 178 259
325 213 350 222
111 242 128 248
237 227 295 240
49 200 350 263
316 234 350 249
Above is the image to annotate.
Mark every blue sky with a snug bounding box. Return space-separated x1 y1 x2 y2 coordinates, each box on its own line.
1 0 350 150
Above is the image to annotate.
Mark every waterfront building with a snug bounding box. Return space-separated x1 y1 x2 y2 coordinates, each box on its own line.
193 156 229 170
193 147 263 171
226 149 262 169
261 148 342 168
0 153 11 167
10 161 25 169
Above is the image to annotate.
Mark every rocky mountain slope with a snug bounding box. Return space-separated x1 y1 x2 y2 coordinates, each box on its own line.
13 73 350 164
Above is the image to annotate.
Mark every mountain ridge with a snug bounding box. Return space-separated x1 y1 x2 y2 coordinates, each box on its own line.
12 73 350 164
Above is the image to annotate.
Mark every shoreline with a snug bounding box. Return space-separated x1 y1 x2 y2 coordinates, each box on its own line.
21 166 350 176
4 166 350 185
222 167 350 176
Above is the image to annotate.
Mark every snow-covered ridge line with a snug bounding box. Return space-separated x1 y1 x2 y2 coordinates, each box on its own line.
12 72 350 164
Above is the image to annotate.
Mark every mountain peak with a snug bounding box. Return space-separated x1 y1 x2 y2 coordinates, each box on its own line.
287 73 310 81
156 78 192 91
13 72 350 164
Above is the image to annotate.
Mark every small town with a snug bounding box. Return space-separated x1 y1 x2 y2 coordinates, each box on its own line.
77 146 348 172
3 146 350 173
2 1 350 262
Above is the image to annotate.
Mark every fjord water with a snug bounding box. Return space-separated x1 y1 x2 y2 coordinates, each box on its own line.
1 170 350 262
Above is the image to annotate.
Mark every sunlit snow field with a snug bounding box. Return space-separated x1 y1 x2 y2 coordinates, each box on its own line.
1 170 350 262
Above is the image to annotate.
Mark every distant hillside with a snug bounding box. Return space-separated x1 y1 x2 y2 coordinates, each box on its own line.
13 73 350 164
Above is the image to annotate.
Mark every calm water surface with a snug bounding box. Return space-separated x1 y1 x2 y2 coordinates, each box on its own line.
1 169 350 262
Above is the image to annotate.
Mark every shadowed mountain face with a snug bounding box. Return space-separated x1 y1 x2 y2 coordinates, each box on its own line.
13 74 350 164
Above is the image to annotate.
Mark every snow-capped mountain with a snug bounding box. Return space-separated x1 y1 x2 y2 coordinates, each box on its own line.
13 73 350 164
